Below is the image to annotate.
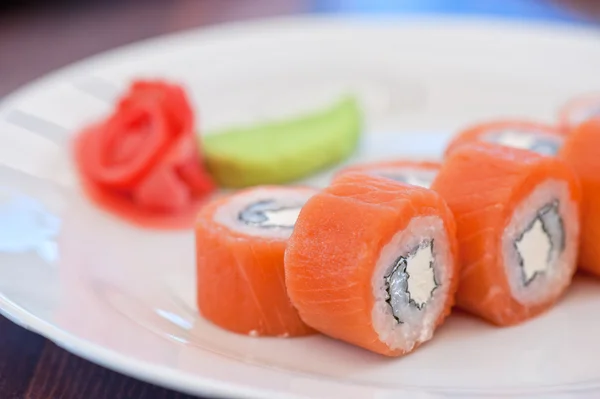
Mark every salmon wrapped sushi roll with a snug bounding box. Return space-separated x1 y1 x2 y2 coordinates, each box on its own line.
558 92 600 134
432 143 581 326
559 118 600 275
445 120 564 158
336 160 440 188
285 173 459 356
196 186 316 337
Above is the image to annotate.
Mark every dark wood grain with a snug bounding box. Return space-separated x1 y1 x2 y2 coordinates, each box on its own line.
0 1 599 398
0 0 307 97
553 0 600 20
0 317 200 399
0 316 45 399
25 342 195 399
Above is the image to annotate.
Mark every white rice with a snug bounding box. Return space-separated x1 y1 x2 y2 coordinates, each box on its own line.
371 215 453 352
366 167 438 188
212 187 316 240
481 129 564 156
502 179 579 305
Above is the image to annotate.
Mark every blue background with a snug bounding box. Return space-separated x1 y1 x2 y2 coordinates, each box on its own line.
311 0 589 24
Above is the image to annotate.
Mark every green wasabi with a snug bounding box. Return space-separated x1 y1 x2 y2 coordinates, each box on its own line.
202 96 362 188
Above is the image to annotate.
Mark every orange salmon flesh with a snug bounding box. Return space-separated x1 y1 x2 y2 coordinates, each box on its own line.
559 118 600 275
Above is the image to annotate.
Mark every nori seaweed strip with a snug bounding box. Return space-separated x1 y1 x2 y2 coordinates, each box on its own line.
384 239 439 322
540 200 566 252
238 199 302 229
514 199 565 286
384 257 406 324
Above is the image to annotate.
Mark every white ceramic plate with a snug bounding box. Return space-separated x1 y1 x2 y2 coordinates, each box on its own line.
1 15 600 399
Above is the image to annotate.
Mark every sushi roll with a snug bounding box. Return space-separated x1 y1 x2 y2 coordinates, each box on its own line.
284 173 459 356
559 118 600 275
432 143 581 326
445 120 564 158
558 92 600 133
336 160 440 188
196 186 316 337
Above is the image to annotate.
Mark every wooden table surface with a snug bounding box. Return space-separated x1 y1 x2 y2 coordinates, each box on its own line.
0 1 598 398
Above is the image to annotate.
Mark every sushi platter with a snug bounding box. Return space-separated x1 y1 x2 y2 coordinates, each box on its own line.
1 15 600 399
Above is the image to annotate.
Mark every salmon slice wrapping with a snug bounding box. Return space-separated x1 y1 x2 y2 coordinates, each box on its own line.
285 173 459 356
196 186 317 337
432 143 581 326
559 118 600 276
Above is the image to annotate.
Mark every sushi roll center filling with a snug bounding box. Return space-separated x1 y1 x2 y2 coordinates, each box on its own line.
376 170 437 189
483 130 563 156
238 199 302 229
384 240 438 323
514 201 564 285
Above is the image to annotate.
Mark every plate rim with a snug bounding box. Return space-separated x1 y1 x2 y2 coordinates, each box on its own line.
1 12 599 107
